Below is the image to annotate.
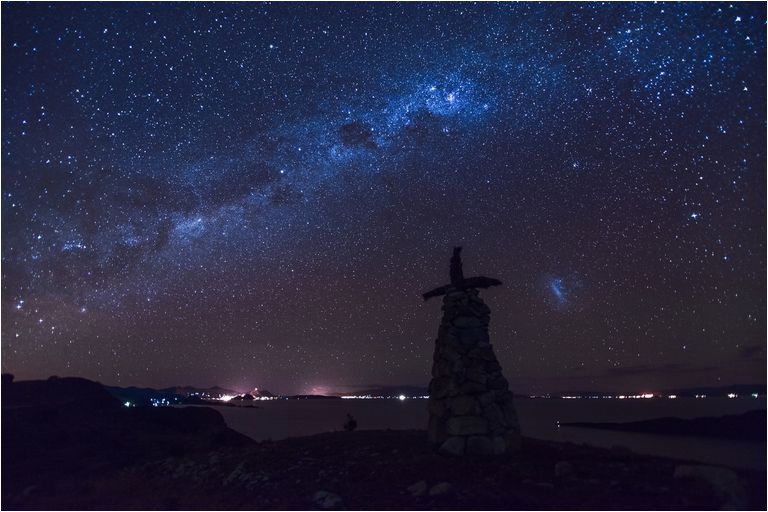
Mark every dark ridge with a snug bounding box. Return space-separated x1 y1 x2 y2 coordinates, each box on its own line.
561 409 767 441
283 394 342 400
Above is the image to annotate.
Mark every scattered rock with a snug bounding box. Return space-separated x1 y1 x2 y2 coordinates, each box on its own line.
447 395 478 415
610 444 633 456
554 461 575 480
491 436 507 455
466 435 494 455
673 465 747 510
407 480 427 496
312 490 342 509
458 381 487 395
446 416 487 436
223 462 246 486
439 436 465 456
428 482 451 496
453 316 486 328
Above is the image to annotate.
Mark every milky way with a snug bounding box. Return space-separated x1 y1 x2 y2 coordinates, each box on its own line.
2 3 765 394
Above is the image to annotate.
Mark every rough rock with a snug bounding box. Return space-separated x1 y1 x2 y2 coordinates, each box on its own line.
491 436 507 455
407 480 427 496
465 436 494 455
673 465 747 510
428 482 452 496
426 287 521 455
459 381 487 395
438 436 466 456
554 461 575 480
446 416 488 436
447 395 478 415
312 490 342 509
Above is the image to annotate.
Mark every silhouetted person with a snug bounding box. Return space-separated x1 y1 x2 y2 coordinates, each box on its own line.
343 413 357 432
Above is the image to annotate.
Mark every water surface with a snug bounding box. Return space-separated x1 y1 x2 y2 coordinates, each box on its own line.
205 397 766 470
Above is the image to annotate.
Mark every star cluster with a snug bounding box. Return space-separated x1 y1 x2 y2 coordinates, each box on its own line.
2 3 765 393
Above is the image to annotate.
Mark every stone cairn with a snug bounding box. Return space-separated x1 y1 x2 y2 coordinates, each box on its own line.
423 247 521 456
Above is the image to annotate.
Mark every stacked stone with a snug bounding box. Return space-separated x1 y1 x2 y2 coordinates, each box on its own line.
427 288 521 455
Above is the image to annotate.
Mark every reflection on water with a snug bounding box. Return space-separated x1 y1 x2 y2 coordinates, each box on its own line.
203 397 766 470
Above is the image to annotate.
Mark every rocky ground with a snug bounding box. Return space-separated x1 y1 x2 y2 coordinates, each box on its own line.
3 376 766 510
7 429 767 510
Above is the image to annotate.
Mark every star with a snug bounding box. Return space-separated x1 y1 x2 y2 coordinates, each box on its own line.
0 2 762 394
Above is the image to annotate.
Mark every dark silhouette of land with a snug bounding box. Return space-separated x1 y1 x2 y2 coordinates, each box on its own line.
2 374 766 510
562 409 767 441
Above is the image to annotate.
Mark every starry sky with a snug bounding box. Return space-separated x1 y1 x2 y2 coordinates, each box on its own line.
2 2 765 395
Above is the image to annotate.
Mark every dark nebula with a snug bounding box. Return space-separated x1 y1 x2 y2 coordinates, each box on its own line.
1 3 765 394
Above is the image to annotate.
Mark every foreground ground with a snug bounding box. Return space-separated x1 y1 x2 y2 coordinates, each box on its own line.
3 377 766 510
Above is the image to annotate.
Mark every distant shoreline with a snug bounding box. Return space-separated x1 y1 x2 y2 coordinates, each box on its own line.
561 409 766 441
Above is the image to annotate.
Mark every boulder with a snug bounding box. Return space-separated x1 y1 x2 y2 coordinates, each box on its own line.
439 436 465 456
459 381 487 395
428 399 447 417
500 396 519 424
440 345 462 362
465 436 494 455
554 461 575 480
482 403 505 431
429 377 456 399
407 480 427 496
478 391 495 405
465 370 487 385
312 490 342 510
432 359 452 377
447 395 478 416
487 374 509 390
428 482 452 496
458 328 489 345
491 436 507 455
467 346 495 361
446 416 487 436
673 465 747 510
505 430 522 452
453 316 486 329
428 415 447 443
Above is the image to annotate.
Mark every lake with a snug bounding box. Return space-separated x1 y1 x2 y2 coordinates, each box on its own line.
204 397 766 470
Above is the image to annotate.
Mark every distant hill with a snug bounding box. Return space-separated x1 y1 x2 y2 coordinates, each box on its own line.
106 384 276 406
283 394 342 400
163 385 241 397
660 383 765 397
153 385 278 398
105 385 185 407
538 383 766 399
335 385 428 398
562 409 767 441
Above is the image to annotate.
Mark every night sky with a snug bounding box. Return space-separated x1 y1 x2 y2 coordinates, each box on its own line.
2 2 765 395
